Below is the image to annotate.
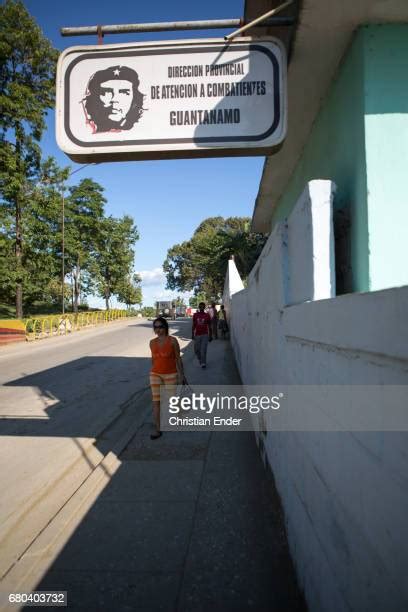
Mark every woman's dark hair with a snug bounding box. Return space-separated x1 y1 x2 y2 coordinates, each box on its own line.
83 65 145 133
153 316 169 335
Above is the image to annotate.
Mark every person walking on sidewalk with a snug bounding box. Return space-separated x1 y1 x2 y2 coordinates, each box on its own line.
218 304 229 339
208 301 218 340
192 302 212 369
150 317 185 440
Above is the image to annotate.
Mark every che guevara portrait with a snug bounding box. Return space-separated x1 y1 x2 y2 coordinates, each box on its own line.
82 65 145 133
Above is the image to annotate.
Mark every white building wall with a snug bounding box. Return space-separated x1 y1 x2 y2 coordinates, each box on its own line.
224 180 408 612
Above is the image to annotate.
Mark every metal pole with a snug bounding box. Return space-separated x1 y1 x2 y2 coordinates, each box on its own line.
225 0 294 41
62 191 65 315
60 16 294 37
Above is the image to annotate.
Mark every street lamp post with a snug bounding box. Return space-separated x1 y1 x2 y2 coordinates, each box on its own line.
61 190 65 314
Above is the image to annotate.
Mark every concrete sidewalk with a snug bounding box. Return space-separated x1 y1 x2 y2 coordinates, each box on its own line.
20 337 306 611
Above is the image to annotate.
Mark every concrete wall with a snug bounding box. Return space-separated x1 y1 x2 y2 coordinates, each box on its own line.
363 25 408 291
224 180 408 612
267 25 408 294
269 29 368 292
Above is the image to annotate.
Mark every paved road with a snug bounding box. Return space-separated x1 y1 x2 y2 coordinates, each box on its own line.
0 318 191 580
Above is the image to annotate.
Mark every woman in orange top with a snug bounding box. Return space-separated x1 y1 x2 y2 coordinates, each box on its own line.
149 317 185 439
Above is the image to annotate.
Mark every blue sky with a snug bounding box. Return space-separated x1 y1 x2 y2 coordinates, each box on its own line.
24 0 264 307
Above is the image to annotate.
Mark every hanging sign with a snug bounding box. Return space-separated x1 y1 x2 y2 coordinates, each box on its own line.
56 37 287 162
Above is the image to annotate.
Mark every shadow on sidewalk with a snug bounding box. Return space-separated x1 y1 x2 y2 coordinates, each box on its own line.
19 332 306 611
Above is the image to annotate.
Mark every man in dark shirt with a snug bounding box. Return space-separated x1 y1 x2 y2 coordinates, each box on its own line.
192 302 212 368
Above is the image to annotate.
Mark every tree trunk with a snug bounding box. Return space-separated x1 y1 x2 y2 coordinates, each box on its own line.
73 258 80 313
104 272 110 310
78 272 81 307
104 281 110 310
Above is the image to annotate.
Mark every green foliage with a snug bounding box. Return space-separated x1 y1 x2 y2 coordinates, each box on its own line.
116 273 143 308
174 296 186 307
140 306 156 318
65 179 106 260
0 167 141 313
0 221 15 304
0 0 59 317
0 302 16 319
0 2 142 316
64 178 106 311
189 293 207 308
0 0 58 140
163 217 267 300
21 159 69 306
91 215 139 309
0 156 70 307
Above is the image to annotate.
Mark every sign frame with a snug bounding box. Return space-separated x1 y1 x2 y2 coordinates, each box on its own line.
56 36 287 162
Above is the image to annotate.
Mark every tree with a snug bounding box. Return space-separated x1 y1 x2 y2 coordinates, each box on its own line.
92 215 139 310
21 157 69 308
141 306 155 318
64 179 106 312
0 155 69 310
116 273 142 309
0 0 59 317
189 293 207 308
163 217 267 300
0 215 15 305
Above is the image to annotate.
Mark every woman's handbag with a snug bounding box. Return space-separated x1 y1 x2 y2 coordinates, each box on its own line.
178 377 194 411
